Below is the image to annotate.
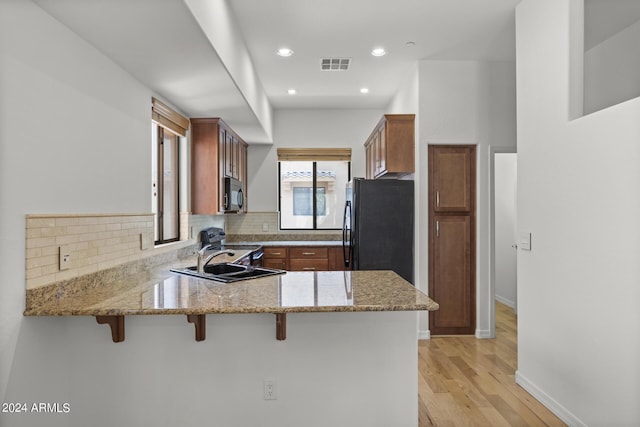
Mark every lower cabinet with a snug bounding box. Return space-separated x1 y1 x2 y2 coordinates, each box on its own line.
263 247 287 270
262 245 345 271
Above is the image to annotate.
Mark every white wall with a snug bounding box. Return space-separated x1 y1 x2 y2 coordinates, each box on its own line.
0 0 151 404
0 3 419 426
494 153 517 309
584 18 640 115
247 108 384 212
417 60 517 338
516 0 640 424
386 65 427 335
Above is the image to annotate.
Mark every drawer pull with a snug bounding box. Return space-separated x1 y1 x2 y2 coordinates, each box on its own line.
303 267 316 271
271 252 281 255
302 252 316 256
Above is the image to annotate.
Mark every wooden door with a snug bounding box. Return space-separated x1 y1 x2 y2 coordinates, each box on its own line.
428 145 476 335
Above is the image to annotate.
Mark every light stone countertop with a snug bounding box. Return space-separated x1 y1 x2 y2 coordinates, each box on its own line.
230 240 343 247
24 256 438 317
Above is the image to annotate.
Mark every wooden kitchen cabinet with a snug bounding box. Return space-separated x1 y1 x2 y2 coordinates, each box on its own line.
430 146 474 212
328 246 347 271
262 245 345 271
428 145 476 335
364 114 414 179
289 247 329 271
191 118 248 214
262 247 288 270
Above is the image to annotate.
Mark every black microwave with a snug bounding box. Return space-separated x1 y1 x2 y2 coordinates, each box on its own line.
223 177 244 212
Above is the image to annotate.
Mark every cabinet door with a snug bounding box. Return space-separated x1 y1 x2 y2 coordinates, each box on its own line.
224 131 233 178
430 146 475 213
328 246 346 271
429 215 474 334
191 119 221 215
238 142 247 211
231 135 239 179
377 123 386 175
365 143 373 179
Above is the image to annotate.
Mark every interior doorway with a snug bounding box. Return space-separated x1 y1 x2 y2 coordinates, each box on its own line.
489 147 518 337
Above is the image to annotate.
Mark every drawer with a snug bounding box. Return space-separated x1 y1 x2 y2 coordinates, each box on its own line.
263 258 287 270
263 247 287 258
289 247 328 259
289 258 329 271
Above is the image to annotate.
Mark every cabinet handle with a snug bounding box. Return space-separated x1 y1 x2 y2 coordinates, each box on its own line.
436 191 440 207
303 267 316 271
436 221 440 237
271 252 281 255
302 252 316 256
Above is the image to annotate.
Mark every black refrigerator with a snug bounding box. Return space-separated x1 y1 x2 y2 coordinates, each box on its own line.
342 178 414 284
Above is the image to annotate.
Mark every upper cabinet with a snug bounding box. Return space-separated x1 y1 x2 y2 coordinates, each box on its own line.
191 118 248 214
429 146 473 213
364 114 415 179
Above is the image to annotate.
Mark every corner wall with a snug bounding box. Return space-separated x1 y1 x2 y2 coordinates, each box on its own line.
516 0 640 424
414 60 517 338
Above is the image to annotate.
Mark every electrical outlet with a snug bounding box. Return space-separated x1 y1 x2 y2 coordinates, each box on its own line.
263 378 277 400
140 233 153 251
59 246 71 271
262 223 269 232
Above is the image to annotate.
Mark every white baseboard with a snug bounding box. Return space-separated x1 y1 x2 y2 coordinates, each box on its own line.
495 295 516 309
475 329 493 339
515 371 586 427
417 330 431 340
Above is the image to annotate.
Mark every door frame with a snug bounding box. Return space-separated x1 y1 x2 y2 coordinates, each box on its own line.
488 146 517 339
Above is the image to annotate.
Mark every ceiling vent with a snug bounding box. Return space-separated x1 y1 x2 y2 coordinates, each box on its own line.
320 58 351 71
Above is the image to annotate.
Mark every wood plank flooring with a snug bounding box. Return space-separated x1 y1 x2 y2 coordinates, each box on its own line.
418 302 566 426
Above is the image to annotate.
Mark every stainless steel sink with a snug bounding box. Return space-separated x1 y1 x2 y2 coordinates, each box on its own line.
170 263 285 283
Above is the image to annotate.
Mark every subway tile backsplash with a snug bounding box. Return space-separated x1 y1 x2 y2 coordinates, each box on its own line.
25 213 156 289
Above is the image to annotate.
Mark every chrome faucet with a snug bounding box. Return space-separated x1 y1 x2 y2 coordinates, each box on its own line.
197 245 235 273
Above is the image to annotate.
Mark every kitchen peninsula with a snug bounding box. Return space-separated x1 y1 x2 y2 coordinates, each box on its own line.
24 248 437 341
21 243 437 426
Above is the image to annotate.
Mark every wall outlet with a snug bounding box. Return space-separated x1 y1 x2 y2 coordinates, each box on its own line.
262 223 269 232
263 378 277 400
59 246 71 271
140 233 153 251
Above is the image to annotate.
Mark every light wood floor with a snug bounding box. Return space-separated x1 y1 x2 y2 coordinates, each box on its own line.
418 303 566 426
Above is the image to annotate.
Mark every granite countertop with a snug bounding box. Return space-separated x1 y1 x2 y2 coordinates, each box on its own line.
232 240 343 247
24 256 438 317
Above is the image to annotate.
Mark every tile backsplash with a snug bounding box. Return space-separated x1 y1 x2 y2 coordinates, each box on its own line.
25 211 340 289
225 212 341 241
25 213 157 289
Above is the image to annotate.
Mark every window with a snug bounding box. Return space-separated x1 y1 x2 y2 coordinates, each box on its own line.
151 98 188 244
293 187 326 216
278 148 351 230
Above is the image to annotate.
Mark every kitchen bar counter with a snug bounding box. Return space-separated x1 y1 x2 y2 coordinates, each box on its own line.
24 263 436 316
24 250 437 342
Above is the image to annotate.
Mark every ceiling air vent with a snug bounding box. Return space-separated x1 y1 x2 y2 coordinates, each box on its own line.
321 58 351 71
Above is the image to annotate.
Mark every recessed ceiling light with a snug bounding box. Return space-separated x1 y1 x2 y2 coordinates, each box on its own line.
287 89 296 95
371 47 387 57
277 47 294 57
360 88 369 94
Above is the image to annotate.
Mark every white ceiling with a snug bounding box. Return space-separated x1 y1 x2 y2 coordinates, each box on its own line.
228 0 520 109
32 0 640 143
